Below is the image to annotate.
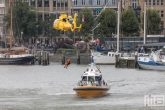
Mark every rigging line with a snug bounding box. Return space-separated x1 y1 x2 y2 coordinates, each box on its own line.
92 0 110 31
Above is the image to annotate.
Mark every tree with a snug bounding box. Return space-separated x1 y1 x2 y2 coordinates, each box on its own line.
78 8 95 38
42 14 60 44
121 8 139 37
4 0 37 41
141 8 162 35
97 8 117 37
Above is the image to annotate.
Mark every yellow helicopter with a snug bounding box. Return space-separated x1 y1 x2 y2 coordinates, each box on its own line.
53 13 82 32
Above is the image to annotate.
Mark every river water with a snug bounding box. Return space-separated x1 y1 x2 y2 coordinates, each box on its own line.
0 62 165 110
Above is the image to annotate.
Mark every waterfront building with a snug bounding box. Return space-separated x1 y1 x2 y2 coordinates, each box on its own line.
71 0 117 17
105 36 165 51
0 0 5 46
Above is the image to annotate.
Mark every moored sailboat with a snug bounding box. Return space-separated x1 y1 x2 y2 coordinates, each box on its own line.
0 0 34 65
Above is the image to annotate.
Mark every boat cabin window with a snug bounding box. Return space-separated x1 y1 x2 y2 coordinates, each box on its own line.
95 76 100 81
82 76 87 81
88 76 95 82
160 51 165 55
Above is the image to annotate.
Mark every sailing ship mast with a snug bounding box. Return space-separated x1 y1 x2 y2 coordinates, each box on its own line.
10 0 13 49
117 1 120 52
144 2 146 44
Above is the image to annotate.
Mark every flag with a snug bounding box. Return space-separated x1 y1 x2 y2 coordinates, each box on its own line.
82 15 84 22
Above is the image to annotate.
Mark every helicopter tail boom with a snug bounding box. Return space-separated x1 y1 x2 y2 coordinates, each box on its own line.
71 13 82 32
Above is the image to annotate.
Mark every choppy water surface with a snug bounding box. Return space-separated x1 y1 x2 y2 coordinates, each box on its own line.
0 62 165 110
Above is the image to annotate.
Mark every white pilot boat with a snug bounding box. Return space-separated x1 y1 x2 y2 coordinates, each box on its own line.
73 63 110 98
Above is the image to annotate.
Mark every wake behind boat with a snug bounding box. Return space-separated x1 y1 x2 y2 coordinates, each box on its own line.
73 63 110 98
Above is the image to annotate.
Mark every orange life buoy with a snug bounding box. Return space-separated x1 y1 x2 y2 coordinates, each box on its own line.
159 55 162 59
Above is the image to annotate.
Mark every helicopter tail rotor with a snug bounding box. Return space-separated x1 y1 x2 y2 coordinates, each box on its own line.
77 24 82 32
71 13 82 32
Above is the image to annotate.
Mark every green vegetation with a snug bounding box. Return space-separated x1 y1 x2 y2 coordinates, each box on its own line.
141 9 162 35
78 8 95 37
42 14 60 43
121 8 139 37
4 0 38 39
97 8 117 37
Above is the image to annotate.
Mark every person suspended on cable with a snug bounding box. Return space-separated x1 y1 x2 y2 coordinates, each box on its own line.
64 59 71 69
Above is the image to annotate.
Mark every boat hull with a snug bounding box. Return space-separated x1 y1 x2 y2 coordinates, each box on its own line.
0 56 34 65
73 86 110 98
137 61 165 71
91 51 115 65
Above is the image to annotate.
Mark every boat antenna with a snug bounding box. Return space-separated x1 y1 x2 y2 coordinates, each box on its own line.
10 0 13 49
96 65 101 73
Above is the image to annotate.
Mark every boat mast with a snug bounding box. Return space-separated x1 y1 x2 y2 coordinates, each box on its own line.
10 0 13 49
143 2 146 44
117 1 120 52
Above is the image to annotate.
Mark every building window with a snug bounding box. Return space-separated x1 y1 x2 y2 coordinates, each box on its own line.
158 10 160 14
61 0 64 7
44 13 49 20
38 0 42 7
24 0 29 5
57 0 60 7
153 0 155 5
97 0 100 5
146 0 148 5
137 0 139 5
157 0 159 5
82 0 85 5
65 0 68 7
53 0 56 7
112 0 115 5
132 0 137 8
44 0 49 7
105 0 108 5
161 0 163 5
0 0 5 4
0 16 4 23
31 0 35 6
0 8 4 14
89 0 93 5
38 13 42 19
149 0 151 5
161 10 164 17
74 0 77 5
95 10 101 16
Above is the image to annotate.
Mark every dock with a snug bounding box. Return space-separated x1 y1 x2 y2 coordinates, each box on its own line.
29 49 50 65
115 54 138 68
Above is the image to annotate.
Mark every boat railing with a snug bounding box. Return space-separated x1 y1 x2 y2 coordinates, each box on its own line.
78 80 107 86
121 52 135 57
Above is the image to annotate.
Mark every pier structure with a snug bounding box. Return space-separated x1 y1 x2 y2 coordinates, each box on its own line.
115 53 138 68
28 49 50 65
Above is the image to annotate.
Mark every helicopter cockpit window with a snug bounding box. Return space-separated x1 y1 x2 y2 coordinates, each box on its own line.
63 18 67 22
54 19 59 24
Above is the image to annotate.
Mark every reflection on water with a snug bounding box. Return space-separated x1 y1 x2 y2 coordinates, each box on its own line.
0 62 165 110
